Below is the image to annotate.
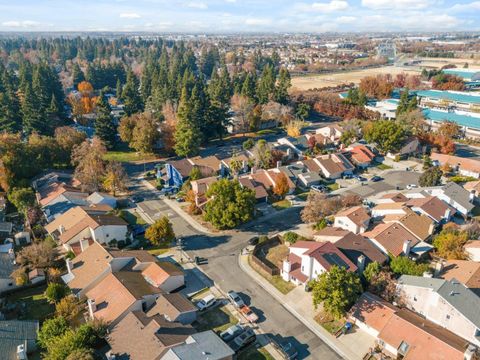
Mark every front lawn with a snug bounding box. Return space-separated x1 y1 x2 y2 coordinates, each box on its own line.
238 344 275 360
272 199 292 211
5 285 55 322
327 183 339 191
193 305 238 333
104 150 157 163
375 163 393 170
119 210 146 226
248 256 295 295
314 310 345 335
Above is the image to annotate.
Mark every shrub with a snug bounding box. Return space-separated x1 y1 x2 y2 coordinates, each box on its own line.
283 231 299 244
242 138 255 150
390 256 429 276
45 283 71 303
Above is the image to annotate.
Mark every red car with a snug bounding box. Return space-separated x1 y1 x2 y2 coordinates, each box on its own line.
240 305 258 323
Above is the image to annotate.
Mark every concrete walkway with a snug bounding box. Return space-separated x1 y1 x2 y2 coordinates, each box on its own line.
238 253 375 360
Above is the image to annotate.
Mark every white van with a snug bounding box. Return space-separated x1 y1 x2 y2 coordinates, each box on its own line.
197 294 216 311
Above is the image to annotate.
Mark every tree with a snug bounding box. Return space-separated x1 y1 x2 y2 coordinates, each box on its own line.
72 64 85 89
66 348 94 360
363 261 381 283
230 94 253 136
174 88 202 157
286 120 303 137
295 103 310 121
433 229 469 260
55 295 83 325
274 68 291 104
122 70 143 116
38 316 69 349
273 172 289 198
438 121 461 139
301 193 344 223
189 166 202 181
7 187 35 214
367 270 398 302
252 139 273 169
160 101 178 153
15 241 57 269
419 166 442 187
94 93 117 149
103 161 127 196
390 256 429 276
283 231 299 244
55 127 86 161
422 155 432 170
311 266 363 319
363 119 407 154
71 138 107 192
45 283 71 304
204 179 256 229
130 112 160 154
118 115 136 144
21 83 44 134
145 216 175 246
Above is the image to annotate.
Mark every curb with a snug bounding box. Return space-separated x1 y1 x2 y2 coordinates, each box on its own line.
238 253 355 360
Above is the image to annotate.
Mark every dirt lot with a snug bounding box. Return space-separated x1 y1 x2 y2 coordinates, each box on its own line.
416 57 480 69
291 66 420 91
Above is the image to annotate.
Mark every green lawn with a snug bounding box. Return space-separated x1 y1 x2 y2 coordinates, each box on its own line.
272 199 292 211
193 305 238 333
147 245 171 256
238 344 275 360
5 285 55 322
248 256 295 295
104 150 157 163
327 183 340 191
295 191 310 201
375 163 393 170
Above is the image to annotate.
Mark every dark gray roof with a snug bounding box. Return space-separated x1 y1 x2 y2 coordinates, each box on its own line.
167 330 234 360
0 320 39 360
0 253 16 279
443 182 475 212
398 275 480 328
0 223 12 233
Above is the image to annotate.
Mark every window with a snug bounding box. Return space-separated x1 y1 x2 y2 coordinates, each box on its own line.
106 234 110 238
398 341 410 355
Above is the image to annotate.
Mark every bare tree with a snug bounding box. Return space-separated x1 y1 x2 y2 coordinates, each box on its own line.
231 94 253 135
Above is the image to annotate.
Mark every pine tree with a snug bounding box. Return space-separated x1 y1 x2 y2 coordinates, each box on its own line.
274 68 291 104
0 93 19 132
115 78 122 100
256 65 275 104
95 93 117 149
174 87 202 157
122 70 143 116
72 63 85 89
241 73 256 101
45 95 62 134
396 89 410 116
208 67 231 140
21 83 44 134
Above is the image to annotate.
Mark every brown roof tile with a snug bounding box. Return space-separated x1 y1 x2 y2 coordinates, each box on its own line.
335 232 388 265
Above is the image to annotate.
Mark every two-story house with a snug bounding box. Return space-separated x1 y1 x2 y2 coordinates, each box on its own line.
333 206 371 234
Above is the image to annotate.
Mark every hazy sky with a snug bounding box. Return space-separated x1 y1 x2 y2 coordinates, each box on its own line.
0 0 478 33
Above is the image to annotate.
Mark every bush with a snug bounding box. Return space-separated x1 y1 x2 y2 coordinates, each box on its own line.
65 251 75 260
242 138 255 150
117 240 126 248
38 316 69 349
45 283 70 303
283 231 299 244
313 218 328 230
390 256 429 276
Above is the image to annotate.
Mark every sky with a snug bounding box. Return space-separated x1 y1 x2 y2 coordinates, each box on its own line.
0 0 478 33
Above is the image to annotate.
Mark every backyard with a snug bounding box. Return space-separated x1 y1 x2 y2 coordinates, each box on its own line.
4 285 55 322
193 304 239 333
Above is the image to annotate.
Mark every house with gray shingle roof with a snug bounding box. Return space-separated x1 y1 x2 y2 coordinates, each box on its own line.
397 275 480 347
0 320 39 360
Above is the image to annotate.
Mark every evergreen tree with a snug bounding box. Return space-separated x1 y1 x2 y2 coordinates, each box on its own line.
256 65 275 104
208 67 232 140
122 70 143 116
72 63 85 89
115 78 122 100
274 68 291 104
241 73 256 101
0 93 20 132
21 83 44 134
95 93 117 149
46 95 63 132
174 87 202 157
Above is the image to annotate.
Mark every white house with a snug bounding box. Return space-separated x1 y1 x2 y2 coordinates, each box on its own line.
333 206 371 234
87 192 118 208
431 152 480 179
281 241 357 286
422 183 475 217
315 124 343 143
397 275 480 347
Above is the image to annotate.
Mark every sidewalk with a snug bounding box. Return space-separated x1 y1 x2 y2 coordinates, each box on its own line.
238 253 375 360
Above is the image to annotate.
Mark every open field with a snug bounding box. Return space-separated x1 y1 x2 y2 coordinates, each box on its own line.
291 66 420 91
416 57 480 69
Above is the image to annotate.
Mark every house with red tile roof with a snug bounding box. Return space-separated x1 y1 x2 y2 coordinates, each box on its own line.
333 206 371 234
281 241 357 286
350 292 473 360
343 144 376 168
431 152 480 179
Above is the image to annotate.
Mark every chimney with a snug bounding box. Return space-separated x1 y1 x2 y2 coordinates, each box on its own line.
434 261 444 277
66 259 73 274
357 255 366 273
282 259 291 282
16 344 27 360
8 248 14 261
402 240 411 256
59 225 65 234
87 299 97 319
276 160 282 168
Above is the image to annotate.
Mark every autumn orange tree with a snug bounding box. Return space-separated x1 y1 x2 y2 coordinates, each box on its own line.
273 172 290 199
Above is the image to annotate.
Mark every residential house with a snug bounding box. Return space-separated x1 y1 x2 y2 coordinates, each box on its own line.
313 227 350 242
464 240 480 262
190 177 218 207
335 232 388 271
376 192 408 204
160 331 234 360
14 232 31 246
406 196 454 223
0 243 17 293
431 152 480 179
164 157 220 188
147 293 197 325
363 222 433 259
220 152 251 176
304 132 333 147
333 206 371 234
141 261 185 293
421 183 475 217
280 162 322 188
0 320 39 360
383 208 435 242
277 136 310 158
398 275 480 347
343 144 376 168
87 192 118 208
439 260 480 296
349 292 473 360
242 169 296 196
386 136 422 160
371 202 408 218
86 271 162 327
315 124 343 143
281 241 357 286
0 222 12 240
313 153 354 179
28 268 46 285
238 176 268 203
106 311 196 360
464 180 480 200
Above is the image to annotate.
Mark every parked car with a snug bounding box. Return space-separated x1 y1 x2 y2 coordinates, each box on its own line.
406 184 417 190
175 196 184 202
220 324 245 343
230 327 256 352
278 341 298 360
248 236 259 246
195 256 208 265
196 294 216 311
240 305 258 323
311 184 328 193
131 195 143 203
227 291 245 308
370 176 383 182
343 174 353 179
354 175 367 182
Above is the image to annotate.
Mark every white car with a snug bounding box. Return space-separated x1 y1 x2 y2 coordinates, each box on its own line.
406 184 417 190
196 294 216 311
227 290 245 308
